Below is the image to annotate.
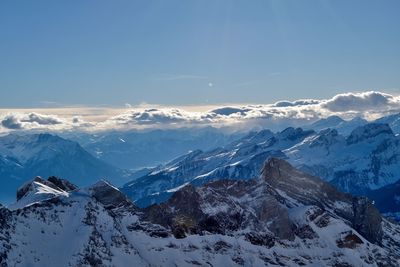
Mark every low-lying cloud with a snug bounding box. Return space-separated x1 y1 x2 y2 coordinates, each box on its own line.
1 91 400 133
0 112 90 132
1 113 63 130
321 91 398 112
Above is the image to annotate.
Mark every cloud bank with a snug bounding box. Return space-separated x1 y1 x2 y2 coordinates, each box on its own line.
1 91 400 133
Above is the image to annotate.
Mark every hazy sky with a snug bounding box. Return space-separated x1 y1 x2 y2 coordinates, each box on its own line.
1 0 399 108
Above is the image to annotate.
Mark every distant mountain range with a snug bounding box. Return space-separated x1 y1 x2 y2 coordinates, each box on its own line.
1 159 399 266
122 121 400 220
0 133 129 203
64 127 243 170
303 113 400 135
2 113 400 217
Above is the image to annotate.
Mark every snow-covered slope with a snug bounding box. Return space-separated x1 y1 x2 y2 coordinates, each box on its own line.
0 133 129 203
374 113 400 134
286 123 400 193
304 115 368 135
123 122 400 208
65 127 243 170
122 127 308 207
1 158 399 266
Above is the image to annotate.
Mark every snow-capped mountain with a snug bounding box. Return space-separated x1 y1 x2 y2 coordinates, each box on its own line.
305 113 400 136
0 133 129 203
122 123 400 213
374 113 400 134
64 127 243 170
121 127 307 207
304 115 368 135
286 123 400 194
1 158 399 266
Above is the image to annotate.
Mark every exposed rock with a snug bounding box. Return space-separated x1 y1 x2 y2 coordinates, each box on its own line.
88 180 131 209
295 225 318 239
336 231 364 249
352 197 383 244
47 176 77 192
314 213 331 228
262 158 384 244
245 232 275 248
16 176 62 201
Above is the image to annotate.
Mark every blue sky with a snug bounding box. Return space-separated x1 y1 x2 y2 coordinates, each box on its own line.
0 0 399 107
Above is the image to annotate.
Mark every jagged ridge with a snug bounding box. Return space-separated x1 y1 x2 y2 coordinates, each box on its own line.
1 158 399 266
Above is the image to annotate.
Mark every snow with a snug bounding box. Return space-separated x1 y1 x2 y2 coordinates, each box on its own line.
125 122 400 208
2 174 400 266
9 180 69 210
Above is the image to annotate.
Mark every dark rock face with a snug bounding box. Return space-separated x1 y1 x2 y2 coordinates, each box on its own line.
245 232 275 248
89 181 131 209
127 222 169 238
336 231 364 249
261 158 352 209
144 177 299 241
16 176 61 200
295 225 318 239
261 158 384 244
47 176 77 192
352 197 383 244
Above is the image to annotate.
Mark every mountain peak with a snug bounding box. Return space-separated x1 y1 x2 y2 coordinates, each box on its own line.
12 176 69 210
47 176 77 192
278 127 314 141
262 157 293 177
16 176 60 201
261 158 350 206
309 128 342 148
311 115 345 128
347 123 393 144
88 180 131 209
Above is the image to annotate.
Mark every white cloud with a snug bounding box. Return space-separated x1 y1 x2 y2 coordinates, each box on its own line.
108 108 204 126
0 112 92 132
321 91 400 112
1 91 400 133
1 113 63 130
273 99 321 107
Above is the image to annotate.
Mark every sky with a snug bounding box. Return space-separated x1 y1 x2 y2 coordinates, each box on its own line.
0 0 399 108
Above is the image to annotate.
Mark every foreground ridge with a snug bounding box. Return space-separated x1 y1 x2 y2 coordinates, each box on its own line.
1 158 399 266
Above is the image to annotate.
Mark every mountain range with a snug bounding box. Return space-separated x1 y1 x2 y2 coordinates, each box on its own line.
64 127 243 170
2 113 400 218
1 158 399 266
122 122 400 220
0 133 129 204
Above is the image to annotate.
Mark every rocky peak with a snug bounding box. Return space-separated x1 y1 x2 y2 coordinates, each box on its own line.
248 129 274 143
16 176 62 201
278 127 314 141
309 128 343 148
47 176 77 192
261 158 350 207
347 123 393 145
261 158 384 244
88 180 131 209
311 115 345 129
